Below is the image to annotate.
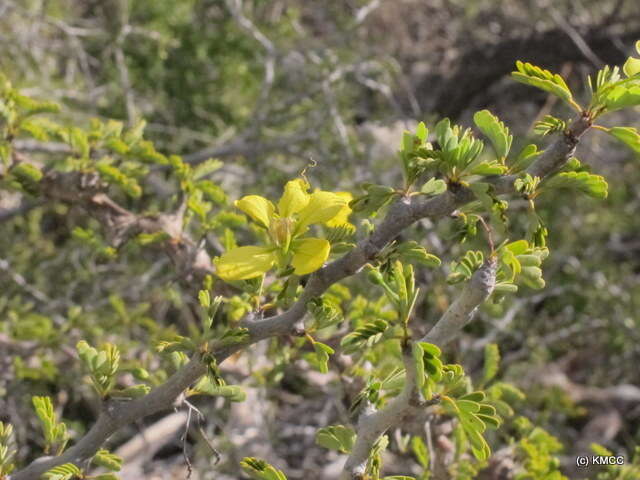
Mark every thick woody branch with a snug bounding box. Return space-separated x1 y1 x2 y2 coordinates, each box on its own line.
10 114 590 480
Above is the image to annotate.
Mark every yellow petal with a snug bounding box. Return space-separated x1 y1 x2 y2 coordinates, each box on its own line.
291 237 330 275
235 195 275 228
278 179 310 217
215 246 276 280
325 191 353 228
295 191 348 234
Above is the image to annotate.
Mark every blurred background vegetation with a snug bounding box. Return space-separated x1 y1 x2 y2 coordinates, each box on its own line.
1 0 639 478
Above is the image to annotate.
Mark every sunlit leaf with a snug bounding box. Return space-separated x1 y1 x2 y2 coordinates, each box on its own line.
607 126 640 154
473 110 512 159
315 425 356 453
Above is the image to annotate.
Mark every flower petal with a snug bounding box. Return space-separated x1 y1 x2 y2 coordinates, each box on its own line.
295 191 348 233
325 191 353 228
278 179 310 217
235 195 275 228
215 246 276 280
291 237 330 275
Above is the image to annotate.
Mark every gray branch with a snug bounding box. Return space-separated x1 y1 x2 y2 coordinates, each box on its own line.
422 257 497 346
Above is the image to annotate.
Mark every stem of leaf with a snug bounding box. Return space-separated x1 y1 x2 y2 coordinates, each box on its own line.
254 274 265 310
569 99 585 114
477 216 495 255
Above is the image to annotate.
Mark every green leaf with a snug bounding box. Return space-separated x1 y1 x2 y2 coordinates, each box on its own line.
420 177 447 196
13 94 60 117
544 171 608 199
196 180 227 204
10 162 43 195
505 240 529 255
419 342 441 357
307 297 343 330
310 341 335 374
110 384 151 399
509 144 540 174
130 140 168 164
467 429 491 461
410 436 429 468
414 342 443 384
350 183 398 216
105 137 130 155
212 327 250 349
315 425 356 453
32 396 68 454
193 158 223 180
477 413 502 429
102 120 124 139
447 250 484 284
402 131 415 154
76 341 120 397
492 399 515 417
441 395 460 415
190 377 246 402
412 342 426 390
591 443 613 457
457 399 481 413
130 367 150 381
19 118 54 141
490 381 526 403
122 118 146 145
435 118 455 150
396 241 441 268
415 121 428 142
607 126 640 154
533 115 567 137
623 56 640 78
473 110 512 159
483 343 500 384
477 404 497 416
69 127 90 158
340 320 388 354
493 282 518 294
600 84 640 112
240 457 288 480
512 61 575 108
459 391 485 402
76 340 98 366
470 160 508 176
92 449 122 471
32 396 55 433
199 289 211 308
42 463 82 480
96 163 142 198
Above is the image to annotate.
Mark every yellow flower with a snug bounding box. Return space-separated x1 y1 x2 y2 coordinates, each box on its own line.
214 179 352 280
